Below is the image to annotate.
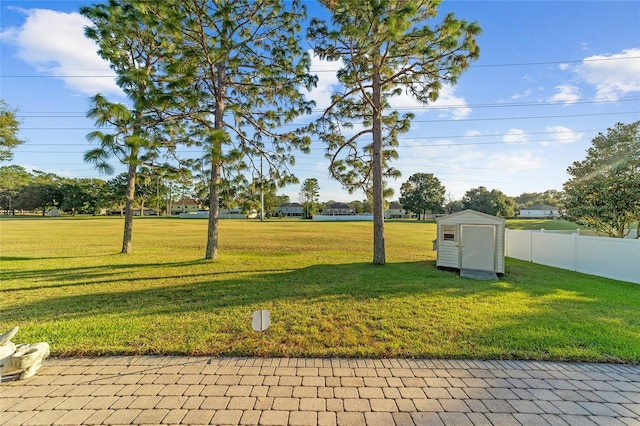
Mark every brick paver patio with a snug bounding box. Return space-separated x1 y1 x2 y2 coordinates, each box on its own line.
1 357 639 425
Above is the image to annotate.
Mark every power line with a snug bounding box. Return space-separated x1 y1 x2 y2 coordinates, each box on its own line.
6 134 596 154
409 111 639 123
373 98 640 111
18 127 606 147
17 110 640 131
4 55 638 78
12 156 565 178
15 97 640 118
445 55 640 69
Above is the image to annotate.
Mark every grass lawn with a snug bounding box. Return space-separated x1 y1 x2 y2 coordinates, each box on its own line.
1 217 638 363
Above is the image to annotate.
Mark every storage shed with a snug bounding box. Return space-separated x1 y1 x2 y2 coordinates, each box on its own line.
435 210 506 277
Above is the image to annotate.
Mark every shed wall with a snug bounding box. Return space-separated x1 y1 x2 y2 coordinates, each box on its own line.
436 211 505 274
436 240 460 269
496 226 505 273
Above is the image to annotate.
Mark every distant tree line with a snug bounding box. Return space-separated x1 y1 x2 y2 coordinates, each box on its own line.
0 165 383 218
0 160 564 221
0 164 553 219
396 171 562 219
0 165 291 217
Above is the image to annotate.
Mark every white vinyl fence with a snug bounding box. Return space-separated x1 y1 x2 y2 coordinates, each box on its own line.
312 214 373 221
505 229 640 284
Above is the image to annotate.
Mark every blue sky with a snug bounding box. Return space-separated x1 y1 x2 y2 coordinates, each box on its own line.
1 1 639 202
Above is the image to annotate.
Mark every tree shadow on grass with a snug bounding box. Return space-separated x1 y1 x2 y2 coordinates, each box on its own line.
1 261 444 319
0 258 294 293
3 258 635 322
2 259 638 361
0 254 120 261
1 260 521 335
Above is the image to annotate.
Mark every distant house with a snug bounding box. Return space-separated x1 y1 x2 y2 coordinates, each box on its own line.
323 202 355 216
275 203 304 217
105 208 156 216
519 203 560 219
171 198 201 216
384 202 407 219
133 208 157 216
218 208 258 219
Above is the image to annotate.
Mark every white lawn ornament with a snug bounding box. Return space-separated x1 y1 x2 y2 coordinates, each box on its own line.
252 310 271 332
0 327 50 380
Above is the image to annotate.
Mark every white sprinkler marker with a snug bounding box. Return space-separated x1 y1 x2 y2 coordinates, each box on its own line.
252 310 271 332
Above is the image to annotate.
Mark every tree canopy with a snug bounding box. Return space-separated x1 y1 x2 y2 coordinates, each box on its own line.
310 0 480 264
513 190 562 210
462 186 515 218
0 165 31 214
0 100 25 162
399 173 445 219
563 121 640 238
300 178 320 219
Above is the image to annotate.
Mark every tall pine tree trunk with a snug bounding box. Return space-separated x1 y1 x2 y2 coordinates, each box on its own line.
205 161 221 259
205 63 225 260
371 70 385 265
122 161 137 254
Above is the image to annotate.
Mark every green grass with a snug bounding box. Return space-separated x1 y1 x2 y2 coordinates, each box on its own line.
1 217 639 363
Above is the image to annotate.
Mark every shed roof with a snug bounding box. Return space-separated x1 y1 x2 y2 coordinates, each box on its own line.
436 209 506 224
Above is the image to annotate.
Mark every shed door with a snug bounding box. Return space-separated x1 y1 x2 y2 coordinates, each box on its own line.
461 225 496 271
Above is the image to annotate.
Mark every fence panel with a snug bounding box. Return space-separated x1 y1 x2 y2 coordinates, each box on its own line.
531 232 576 271
505 230 640 284
505 229 532 261
576 236 640 283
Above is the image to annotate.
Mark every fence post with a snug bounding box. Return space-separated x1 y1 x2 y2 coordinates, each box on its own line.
505 228 509 257
573 232 578 272
529 230 533 262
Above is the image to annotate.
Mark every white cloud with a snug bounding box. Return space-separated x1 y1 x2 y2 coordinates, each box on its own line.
505 85 545 102
388 84 472 119
431 85 472 119
576 48 640 101
503 129 528 144
485 150 541 174
392 138 546 199
510 88 534 100
306 51 343 110
464 130 481 138
549 84 580 105
398 138 482 173
545 126 584 144
558 63 571 71
0 8 121 96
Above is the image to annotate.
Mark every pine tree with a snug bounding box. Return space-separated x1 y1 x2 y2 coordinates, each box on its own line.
310 0 480 264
